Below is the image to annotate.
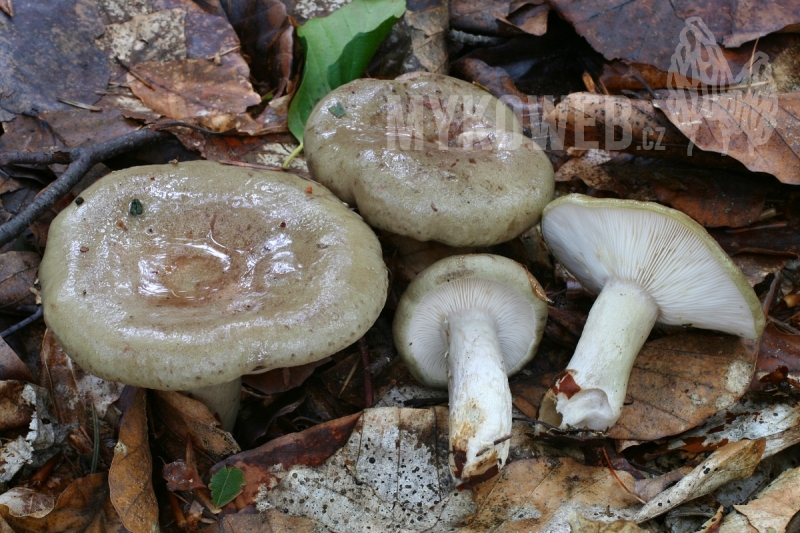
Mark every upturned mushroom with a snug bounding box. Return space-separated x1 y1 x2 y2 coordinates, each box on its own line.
303 72 554 247
39 161 388 430
539 194 765 431
394 254 548 486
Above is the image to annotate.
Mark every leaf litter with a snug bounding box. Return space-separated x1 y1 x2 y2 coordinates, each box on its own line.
4 0 800 531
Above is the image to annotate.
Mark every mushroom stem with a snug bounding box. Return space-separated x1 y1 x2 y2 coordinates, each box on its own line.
542 278 658 431
446 308 511 485
185 377 242 432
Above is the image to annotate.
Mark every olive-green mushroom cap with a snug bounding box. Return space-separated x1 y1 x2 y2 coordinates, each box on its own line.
40 161 388 390
304 73 554 247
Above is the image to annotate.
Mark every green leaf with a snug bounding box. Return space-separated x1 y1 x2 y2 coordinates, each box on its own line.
209 466 245 507
287 0 406 142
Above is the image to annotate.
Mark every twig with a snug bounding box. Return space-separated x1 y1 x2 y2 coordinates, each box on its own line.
359 336 373 408
0 129 170 248
0 150 71 166
602 447 646 504
0 306 42 337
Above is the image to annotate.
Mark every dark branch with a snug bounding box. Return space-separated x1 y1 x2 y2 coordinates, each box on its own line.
0 150 72 166
0 129 170 248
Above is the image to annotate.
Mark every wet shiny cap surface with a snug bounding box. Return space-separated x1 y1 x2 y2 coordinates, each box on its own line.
40 161 388 390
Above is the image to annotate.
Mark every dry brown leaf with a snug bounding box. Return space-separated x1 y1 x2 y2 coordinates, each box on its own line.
655 396 800 456
0 473 123 533
450 0 510 35
0 382 55 482
462 456 641 532
658 92 800 185
213 411 361 506
610 334 758 441
382 232 480 283
0 0 12 18
38 330 87 428
733 465 800 532
108 388 158 533
0 487 54 519
752 324 800 393
732 254 789 288
568 512 648 532
546 93 733 168
151 390 239 471
38 108 141 149
243 358 330 396
199 510 318 533
0 0 108 117
258 407 474 531
403 0 450 74
0 251 39 311
636 439 766 522
0 336 32 382
548 1 800 71
98 9 188 66
128 59 260 128
0 380 34 431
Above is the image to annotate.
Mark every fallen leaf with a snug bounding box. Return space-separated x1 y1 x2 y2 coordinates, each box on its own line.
653 396 800 455
610 334 759 441
463 456 640 532
38 330 88 428
548 1 800 71
636 439 766 522
98 8 188 66
734 465 800 532
108 388 158 533
658 92 800 185
259 407 475 530
37 108 141 149
223 0 297 97
213 411 361 505
0 382 55 482
732 254 789 287
450 0 509 35
209 466 245 507
752 324 800 392
546 93 736 168
198 510 318 533
402 0 450 73
0 336 33 382
151 390 240 471
128 59 260 127
568 512 649 532
0 252 39 311
287 0 406 141
0 0 108 116
0 0 11 18
0 487 54 519
243 358 330 396
0 473 123 533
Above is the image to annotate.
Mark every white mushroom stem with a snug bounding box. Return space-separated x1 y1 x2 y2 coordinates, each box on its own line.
185 377 242 432
446 308 511 484
549 278 658 431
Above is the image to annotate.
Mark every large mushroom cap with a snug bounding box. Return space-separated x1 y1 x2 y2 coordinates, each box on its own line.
394 254 549 387
542 194 765 338
40 161 388 390
303 73 554 247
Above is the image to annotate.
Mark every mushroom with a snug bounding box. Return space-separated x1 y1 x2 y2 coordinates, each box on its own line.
393 254 548 486
303 72 554 247
538 194 765 431
39 161 388 430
